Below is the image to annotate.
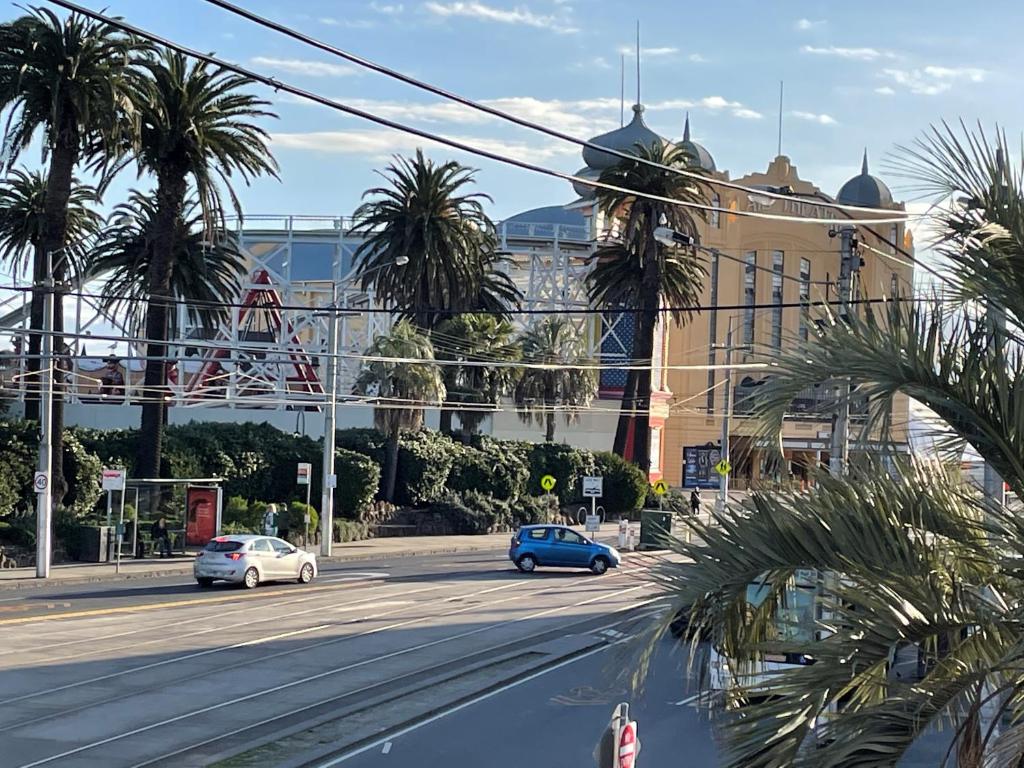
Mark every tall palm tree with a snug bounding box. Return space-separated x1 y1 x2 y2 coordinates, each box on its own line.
354 320 445 501
661 123 1024 768
350 149 521 331
590 141 710 472
432 313 520 440
0 7 144 499
88 190 246 341
513 316 596 443
130 50 277 479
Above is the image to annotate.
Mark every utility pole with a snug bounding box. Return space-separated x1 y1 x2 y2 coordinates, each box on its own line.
717 318 734 513
35 251 54 578
320 295 339 558
829 226 858 476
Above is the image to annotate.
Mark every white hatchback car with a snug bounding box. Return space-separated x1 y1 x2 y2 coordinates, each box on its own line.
194 534 318 589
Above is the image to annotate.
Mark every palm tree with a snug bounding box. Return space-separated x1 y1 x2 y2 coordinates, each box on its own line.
0 7 144 498
354 320 445 501
432 313 520 440
661 123 1024 768
130 50 277 479
88 190 247 341
590 141 710 472
513 316 596 443
350 150 521 331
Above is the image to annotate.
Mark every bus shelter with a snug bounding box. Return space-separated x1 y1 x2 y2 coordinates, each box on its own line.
118 478 224 558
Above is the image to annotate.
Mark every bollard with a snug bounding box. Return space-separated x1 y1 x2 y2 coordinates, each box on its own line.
618 519 629 549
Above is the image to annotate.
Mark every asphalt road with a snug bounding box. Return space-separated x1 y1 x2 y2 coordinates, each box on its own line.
0 548 663 768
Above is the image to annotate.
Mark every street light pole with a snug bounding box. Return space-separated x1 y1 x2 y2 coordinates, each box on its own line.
35 251 54 578
829 226 858 477
717 318 734 513
320 290 339 558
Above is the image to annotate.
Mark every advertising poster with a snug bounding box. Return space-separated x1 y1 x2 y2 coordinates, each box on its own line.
186 486 219 545
683 445 722 489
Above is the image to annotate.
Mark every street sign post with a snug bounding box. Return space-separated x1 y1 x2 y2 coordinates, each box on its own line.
101 468 128 573
33 472 48 494
296 462 312 485
585 513 601 534
619 719 638 768
714 458 732 476
297 462 313 543
582 476 603 526
540 474 556 492
593 702 639 768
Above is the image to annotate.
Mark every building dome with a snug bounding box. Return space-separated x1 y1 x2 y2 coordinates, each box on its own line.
836 150 893 208
674 114 716 172
571 166 601 198
581 103 665 171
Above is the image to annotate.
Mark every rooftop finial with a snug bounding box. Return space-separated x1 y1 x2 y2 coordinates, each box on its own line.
862 148 869 175
683 112 691 142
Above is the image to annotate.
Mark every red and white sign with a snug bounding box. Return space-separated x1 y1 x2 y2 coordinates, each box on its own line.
297 462 312 486
101 468 126 491
618 721 637 768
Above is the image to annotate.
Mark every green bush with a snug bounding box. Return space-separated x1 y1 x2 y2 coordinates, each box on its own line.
0 420 37 516
61 431 102 519
422 490 514 535
593 451 648 516
335 448 380 519
394 430 456 506
286 501 319 535
512 494 560 527
526 443 596 505
335 428 387 466
223 495 261 532
0 519 33 546
222 521 255 535
447 438 528 502
334 519 370 543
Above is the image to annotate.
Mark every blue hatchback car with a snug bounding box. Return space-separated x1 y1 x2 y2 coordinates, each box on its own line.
509 525 621 575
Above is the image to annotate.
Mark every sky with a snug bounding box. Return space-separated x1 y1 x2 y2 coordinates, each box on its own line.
3 0 1024 224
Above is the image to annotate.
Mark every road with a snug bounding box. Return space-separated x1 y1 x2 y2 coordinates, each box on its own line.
0 548 666 767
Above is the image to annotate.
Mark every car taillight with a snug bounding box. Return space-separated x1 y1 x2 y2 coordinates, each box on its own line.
225 552 244 560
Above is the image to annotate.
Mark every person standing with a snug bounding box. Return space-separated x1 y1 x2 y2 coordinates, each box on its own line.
263 504 278 537
151 516 172 558
689 489 701 516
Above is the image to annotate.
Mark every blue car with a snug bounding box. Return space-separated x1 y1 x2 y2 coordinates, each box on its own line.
508 524 621 575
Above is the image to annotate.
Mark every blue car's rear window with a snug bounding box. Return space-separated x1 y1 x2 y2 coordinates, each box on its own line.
527 528 548 540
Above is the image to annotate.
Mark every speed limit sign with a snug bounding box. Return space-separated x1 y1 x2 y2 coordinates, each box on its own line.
33 471 48 494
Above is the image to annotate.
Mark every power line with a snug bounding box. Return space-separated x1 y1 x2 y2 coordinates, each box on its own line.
47 0 917 228
200 0 917 220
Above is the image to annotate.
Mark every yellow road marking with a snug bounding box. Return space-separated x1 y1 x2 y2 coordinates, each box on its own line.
0 581 366 627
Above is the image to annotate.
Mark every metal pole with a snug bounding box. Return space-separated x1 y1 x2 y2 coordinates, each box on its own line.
717 318 733 513
305 481 311 547
115 488 125 574
320 293 339 558
829 227 856 477
35 252 54 579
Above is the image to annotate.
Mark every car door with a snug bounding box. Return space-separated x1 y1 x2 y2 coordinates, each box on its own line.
551 528 591 566
524 526 554 564
249 538 276 577
270 538 301 578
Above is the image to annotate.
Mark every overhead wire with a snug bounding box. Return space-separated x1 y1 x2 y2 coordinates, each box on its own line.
47 0 917 227
199 0 918 220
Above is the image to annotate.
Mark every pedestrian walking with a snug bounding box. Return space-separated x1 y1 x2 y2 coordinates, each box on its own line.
151 516 172 558
263 503 278 537
690 489 701 516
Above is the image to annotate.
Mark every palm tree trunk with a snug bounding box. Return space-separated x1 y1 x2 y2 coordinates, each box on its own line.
23 246 45 423
631 233 662 475
544 377 556 442
383 430 400 502
439 408 453 436
137 169 188 480
39 126 79 505
613 368 638 457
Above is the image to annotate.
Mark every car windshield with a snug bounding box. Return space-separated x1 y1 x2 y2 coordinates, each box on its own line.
204 540 244 552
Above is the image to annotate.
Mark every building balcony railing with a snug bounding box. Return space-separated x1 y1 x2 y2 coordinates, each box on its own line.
733 383 869 420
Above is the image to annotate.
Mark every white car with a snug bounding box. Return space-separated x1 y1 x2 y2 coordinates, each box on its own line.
194 534 318 589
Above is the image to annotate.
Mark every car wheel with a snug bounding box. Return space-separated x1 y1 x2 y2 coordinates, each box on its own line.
516 554 537 573
197 578 214 588
590 556 609 575
298 563 315 584
242 566 260 589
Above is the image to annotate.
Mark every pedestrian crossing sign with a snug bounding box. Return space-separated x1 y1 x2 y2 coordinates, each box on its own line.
714 459 732 476
652 480 668 496
540 474 557 492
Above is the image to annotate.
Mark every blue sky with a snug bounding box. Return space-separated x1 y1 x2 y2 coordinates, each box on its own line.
7 0 1024 222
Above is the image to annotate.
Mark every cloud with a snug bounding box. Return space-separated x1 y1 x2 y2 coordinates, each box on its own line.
801 45 895 61
881 65 986 95
875 86 895 95
688 53 708 63
791 110 838 125
648 96 762 120
271 129 577 164
371 1 404 12
732 108 763 120
571 56 611 71
617 45 678 57
423 2 578 33
795 18 825 30
250 57 357 77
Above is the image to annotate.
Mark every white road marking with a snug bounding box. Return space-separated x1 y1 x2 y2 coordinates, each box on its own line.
672 694 700 706
381 742 392 755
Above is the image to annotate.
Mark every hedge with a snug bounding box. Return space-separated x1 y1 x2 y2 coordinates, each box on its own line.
393 430 456 506
334 448 380 519
447 437 528 502
526 442 597 505
592 451 647 516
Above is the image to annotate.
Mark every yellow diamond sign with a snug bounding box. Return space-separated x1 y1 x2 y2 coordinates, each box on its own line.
540 474 557 492
651 479 668 496
714 459 732 476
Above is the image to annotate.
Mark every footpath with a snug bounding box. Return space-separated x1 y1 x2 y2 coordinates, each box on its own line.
0 522 627 591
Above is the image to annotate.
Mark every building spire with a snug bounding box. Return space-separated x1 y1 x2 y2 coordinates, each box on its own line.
683 112 691 142
862 148 869 175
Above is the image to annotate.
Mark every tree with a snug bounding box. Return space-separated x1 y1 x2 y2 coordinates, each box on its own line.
349 150 520 331
663 123 1024 768
353 320 445 502
432 313 520 439
590 141 710 472
88 190 246 339
0 7 145 498
130 50 277 479
513 316 596 443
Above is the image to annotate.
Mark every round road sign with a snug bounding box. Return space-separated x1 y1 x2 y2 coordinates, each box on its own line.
33 471 48 493
619 720 637 768
540 474 557 492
